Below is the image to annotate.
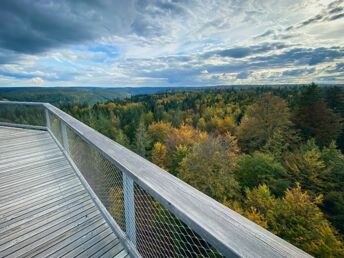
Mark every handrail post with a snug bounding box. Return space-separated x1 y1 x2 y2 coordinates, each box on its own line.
61 122 69 153
123 173 137 246
45 108 51 129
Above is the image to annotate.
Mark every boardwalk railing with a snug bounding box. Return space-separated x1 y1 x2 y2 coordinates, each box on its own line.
0 101 312 258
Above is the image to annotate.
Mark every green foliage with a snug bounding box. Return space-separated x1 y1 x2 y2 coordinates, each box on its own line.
236 152 289 196
179 136 240 203
135 117 149 157
237 93 295 152
271 185 344 257
294 84 342 147
283 140 329 193
240 184 344 257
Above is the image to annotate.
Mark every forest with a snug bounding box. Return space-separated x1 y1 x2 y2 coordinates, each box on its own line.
57 84 344 257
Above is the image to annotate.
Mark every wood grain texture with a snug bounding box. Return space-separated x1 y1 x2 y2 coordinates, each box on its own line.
0 126 127 258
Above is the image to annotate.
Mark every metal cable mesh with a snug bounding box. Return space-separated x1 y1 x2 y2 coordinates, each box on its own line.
134 184 223 258
66 127 126 231
48 111 63 145
0 104 45 126
44 110 224 258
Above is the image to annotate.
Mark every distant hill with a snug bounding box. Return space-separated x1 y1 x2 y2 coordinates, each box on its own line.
0 87 177 105
0 84 342 105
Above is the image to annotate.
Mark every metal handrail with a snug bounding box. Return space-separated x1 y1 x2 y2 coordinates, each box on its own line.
0 101 312 258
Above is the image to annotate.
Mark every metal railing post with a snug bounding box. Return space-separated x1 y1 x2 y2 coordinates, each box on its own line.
61 122 69 153
123 173 137 246
45 108 51 129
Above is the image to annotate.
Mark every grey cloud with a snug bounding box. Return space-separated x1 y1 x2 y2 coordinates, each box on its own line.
254 29 275 38
329 7 343 14
207 42 287 59
135 46 344 84
299 14 324 28
0 68 78 82
236 71 251 79
131 0 191 37
328 0 344 9
0 0 135 54
328 12 344 21
282 68 315 76
326 63 344 73
250 47 344 67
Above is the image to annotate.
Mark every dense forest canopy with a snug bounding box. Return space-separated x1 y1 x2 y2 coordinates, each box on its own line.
57 84 344 257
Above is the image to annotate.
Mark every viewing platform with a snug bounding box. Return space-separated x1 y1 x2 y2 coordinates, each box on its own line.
0 101 312 258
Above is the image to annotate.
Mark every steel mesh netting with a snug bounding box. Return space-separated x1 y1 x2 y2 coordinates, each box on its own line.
66 127 126 231
134 183 224 258
0 104 45 126
48 111 63 145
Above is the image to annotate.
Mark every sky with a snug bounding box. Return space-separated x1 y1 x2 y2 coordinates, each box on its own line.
0 0 343 87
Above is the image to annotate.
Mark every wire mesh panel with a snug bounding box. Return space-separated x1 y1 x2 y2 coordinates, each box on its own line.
66 127 126 231
0 103 45 126
134 183 224 258
44 108 224 257
47 111 63 145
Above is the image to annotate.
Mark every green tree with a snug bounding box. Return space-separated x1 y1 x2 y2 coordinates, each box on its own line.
135 117 149 157
235 152 289 196
151 142 168 170
237 93 295 152
179 136 240 203
283 139 329 193
148 121 173 144
321 142 344 236
271 184 344 257
293 84 342 147
241 184 344 257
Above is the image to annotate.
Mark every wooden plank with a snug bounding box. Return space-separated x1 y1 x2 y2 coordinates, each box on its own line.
0 130 47 141
0 199 95 248
0 177 81 207
4 211 102 257
0 136 52 149
0 166 72 191
86 234 121 258
114 249 129 258
0 188 88 231
0 159 68 182
0 144 60 161
61 227 118 257
32 221 108 258
0 184 85 221
0 174 76 204
0 149 63 169
0 172 75 199
101 241 126 258
0 125 128 258
66 229 114 258
0 152 63 171
0 206 99 255
0 138 55 154
46 102 312 257
17 216 105 258
0 193 91 231
0 156 65 175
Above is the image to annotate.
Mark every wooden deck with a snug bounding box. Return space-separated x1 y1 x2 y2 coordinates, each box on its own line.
0 126 129 258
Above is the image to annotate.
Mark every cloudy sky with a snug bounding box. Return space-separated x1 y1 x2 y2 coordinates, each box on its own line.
0 0 343 87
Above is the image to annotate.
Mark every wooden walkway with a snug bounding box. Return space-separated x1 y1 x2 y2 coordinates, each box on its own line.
0 126 129 258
